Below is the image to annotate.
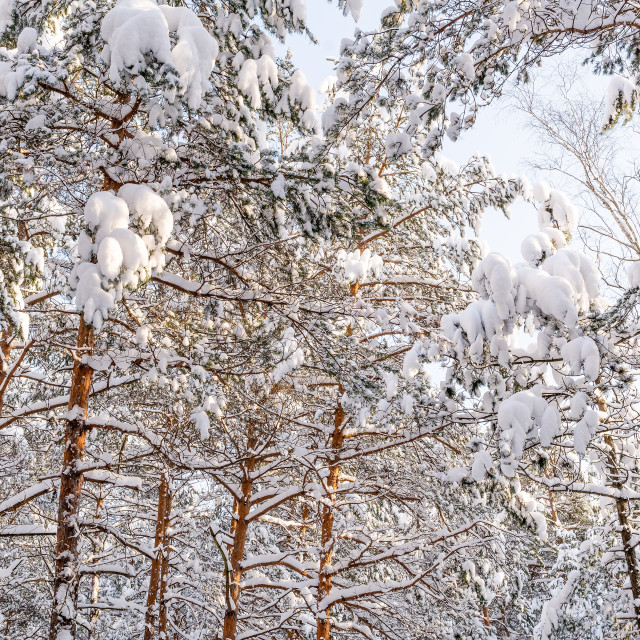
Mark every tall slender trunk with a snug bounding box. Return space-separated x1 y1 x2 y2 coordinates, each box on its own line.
482 604 490 628
2 222 28 414
604 433 640 627
158 512 172 639
145 472 173 640
223 431 257 640
315 285 357 640
596 389 640 628
316 401 345 640
87 496 105 640
48 320 95 640
0 328 12 414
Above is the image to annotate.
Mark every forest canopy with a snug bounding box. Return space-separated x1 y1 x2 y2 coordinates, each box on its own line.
1 1 640 639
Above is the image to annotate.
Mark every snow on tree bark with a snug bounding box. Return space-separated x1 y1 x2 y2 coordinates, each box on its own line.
49 320 96 640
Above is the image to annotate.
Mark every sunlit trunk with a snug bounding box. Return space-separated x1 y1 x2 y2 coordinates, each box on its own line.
49 320 95 640
316 401 345 640
604 433 640 627
87 496 105 640
223 431 257 640
145 472 173 640
0 329 11 414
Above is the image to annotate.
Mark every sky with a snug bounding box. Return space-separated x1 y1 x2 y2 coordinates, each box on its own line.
276 1 614 265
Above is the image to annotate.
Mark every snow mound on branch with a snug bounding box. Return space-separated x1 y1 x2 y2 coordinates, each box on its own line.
542 249 599 308
101 0 217 108
274 69 318 130
0 0 14 34
573 409 599 455
604 75 637 126
101 0 172 80
516 266 581 326
236 55 279 108
190 410 210 440
84 191 129 245
0 60 25 100
161 5 218 108
341 0 363 21
442 300 509 366
17 27 37 53
236 57 316 127
472 253 516 320
454 52 475 81
119 184 173 271
561 336 600 381
471 449 493 481
535 570 580 640
238 59 261 108
467 240 598 330
271 328 305 383
402 341 422 380
385 132 412 159
442 185 602 458
497 390 559 476
72 188 173 330
286 69 318 130
535 186 578 233
521 227 566 264
335 248 383 284
513 490 548 540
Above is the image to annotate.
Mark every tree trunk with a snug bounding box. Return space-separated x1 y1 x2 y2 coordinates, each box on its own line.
49 320 95 640
316 400 345 640
482 604 490 628
596 387 640 629
604 433 640 627
87 496 105 640
223 432 257 640
158 514 172 639
145 472 173 640
0 328 12 414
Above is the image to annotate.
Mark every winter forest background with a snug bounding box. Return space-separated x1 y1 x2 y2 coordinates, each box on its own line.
3 0 640 638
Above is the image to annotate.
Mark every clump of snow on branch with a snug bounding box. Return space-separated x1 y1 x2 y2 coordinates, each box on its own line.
190 394 225 441
497 389 560 476
534 182 578 233
101 0 217 108
535 570 581 640
162 5 218 108
521 227 566 265
471 253 516 320
561 337 600 382
0 0 14 34
512 488 548 540
0 236 42 338
271 328 305 383
604 75 638 128
570 392 600 455
283 69 318 130
335 248 383 284
237 53 317 129
442 184 605 466
72 188 173 329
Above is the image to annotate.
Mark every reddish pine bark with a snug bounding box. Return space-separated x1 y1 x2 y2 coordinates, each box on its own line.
316 401 345 640
145 473 173 640
87 496 105 640
604 433 640 628
0 329 11 414
49 320 96 640
222 432 257 640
